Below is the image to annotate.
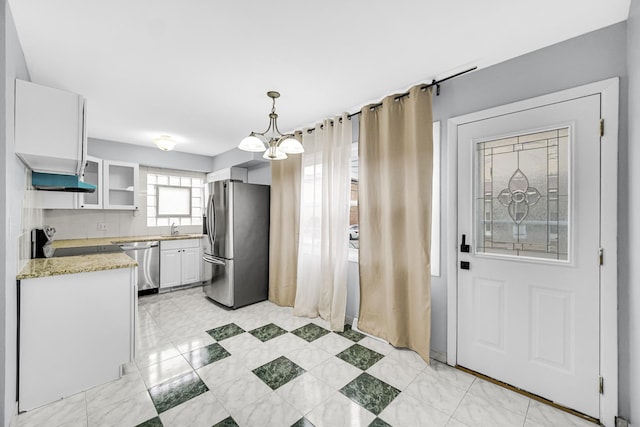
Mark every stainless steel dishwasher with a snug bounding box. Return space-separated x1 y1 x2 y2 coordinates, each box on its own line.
119 241 159 292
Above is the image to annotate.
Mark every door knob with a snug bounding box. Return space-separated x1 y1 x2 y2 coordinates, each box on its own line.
460 234 470 253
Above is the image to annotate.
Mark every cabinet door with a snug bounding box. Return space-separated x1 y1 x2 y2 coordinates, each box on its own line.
181 247 201 285
103 160 139 210
78 156 103 209
160 250 181 288
15 79 86 175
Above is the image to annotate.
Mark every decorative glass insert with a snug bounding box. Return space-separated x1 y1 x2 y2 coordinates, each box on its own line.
147 172 203 227
475 127 569 261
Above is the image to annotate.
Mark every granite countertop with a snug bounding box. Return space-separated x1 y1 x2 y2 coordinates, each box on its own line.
17 253 139 280
52 234 203 249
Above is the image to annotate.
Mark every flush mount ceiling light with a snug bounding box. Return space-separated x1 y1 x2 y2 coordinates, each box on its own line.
238 91 304 160
153 135 177 151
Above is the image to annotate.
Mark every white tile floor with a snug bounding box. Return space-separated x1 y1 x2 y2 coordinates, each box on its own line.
14 286 600 427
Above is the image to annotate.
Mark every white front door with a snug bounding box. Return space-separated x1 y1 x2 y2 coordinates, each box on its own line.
457 94 601 417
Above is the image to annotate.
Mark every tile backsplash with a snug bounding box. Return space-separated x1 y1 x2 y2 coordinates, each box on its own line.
43 166 203 241
20 169 43 267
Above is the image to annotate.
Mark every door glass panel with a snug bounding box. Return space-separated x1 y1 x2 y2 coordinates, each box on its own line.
475 127 570 261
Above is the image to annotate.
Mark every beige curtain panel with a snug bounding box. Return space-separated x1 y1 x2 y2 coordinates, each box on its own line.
358 85 433 362
268 133 302 307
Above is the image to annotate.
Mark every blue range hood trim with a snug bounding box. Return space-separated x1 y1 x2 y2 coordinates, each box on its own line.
32 172 96 193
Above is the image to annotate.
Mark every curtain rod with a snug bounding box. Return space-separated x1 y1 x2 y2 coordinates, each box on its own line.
302 66 477 133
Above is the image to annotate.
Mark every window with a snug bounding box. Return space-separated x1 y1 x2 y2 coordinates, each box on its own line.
350 121 441 276
157 186 192 217
147 172 204 227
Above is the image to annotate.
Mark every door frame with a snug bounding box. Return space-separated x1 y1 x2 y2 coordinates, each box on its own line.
446 78 619 425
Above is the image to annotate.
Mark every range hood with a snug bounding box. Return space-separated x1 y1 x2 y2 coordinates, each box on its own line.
32 172 96 193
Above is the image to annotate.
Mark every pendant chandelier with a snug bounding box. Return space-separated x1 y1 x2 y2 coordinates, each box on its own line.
238 91 304 160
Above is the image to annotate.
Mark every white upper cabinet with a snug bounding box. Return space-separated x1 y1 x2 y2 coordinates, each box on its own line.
15 79 87 176
78 156 103 209
35 157 140 210
103 160 139 210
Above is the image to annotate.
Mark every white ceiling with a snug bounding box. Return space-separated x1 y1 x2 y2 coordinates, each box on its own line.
9 0 630 157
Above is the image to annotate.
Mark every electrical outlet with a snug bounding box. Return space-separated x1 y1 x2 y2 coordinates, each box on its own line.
97 223 107 231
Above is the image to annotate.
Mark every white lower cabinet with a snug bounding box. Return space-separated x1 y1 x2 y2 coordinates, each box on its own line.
160 239 201 288
181 247 200 284
160 250 181 288
19 268 136 411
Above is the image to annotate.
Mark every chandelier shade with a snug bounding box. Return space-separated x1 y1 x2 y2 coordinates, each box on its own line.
278 136 304 154
238 91 304 159
239 134 267 152
263 146 288 160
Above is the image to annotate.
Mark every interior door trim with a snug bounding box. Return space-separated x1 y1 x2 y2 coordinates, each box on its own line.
446 78 619 426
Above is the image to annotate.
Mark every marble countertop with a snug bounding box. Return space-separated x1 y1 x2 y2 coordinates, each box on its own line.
52 234 203 249
17 253 139 280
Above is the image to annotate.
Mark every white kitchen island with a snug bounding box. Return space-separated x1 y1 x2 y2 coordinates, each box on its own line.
17 253 137 412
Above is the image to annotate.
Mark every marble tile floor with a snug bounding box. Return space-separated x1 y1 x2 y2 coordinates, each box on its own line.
15 286 599 427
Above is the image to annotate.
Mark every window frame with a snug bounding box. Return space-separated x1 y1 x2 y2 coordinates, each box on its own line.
146 169 204 228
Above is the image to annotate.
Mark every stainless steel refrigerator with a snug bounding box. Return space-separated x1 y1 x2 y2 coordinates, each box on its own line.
203 180 270 308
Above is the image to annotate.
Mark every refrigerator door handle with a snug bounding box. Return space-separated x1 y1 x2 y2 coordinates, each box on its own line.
206 193 215 249
202 253 225 265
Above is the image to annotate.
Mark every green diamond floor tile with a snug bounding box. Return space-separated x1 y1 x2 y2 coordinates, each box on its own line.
185 343 230 369
336 343 384 370
335 324 365 342
213 417 239 427
340 373 400 415
291 417 316 427
148 371 208 414
291 323 330 342
252 355 306 390
249 323 288 342
368 418 392 427
206 323 245 341
135 416 163 427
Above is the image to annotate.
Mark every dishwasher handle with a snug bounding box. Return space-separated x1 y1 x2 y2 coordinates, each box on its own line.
119 242 159 251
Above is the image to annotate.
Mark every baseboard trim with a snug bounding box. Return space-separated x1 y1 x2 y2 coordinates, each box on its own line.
430 349 447 363
8 401 18 427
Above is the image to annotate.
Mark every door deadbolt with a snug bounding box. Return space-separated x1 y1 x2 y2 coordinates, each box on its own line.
460 234 470 253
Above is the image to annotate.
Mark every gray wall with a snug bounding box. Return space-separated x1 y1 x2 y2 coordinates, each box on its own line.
88 137 214 172
1 2 31 425
341 22 629 379
425 22 630 419
210 147 266 172
247 163 271 185
625 0 639 420
0 2 8 423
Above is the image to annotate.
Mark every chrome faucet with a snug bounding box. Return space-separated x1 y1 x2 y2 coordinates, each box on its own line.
170 223 178 236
